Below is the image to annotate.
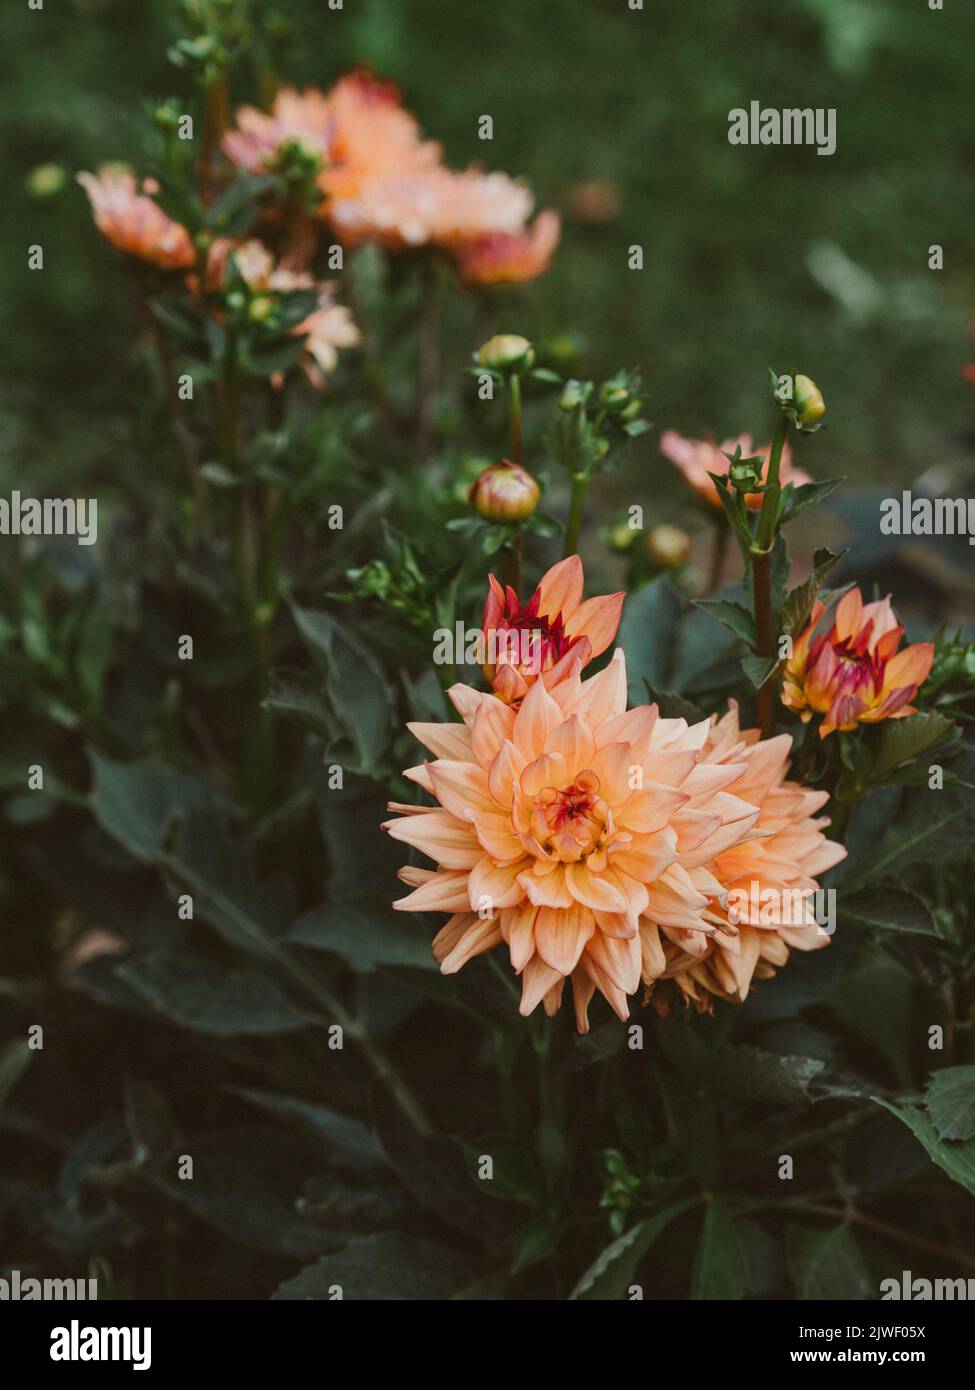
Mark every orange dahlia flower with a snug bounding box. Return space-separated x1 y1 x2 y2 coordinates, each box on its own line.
77 167 195 271
782 588 934 738
659 430 811 511
456 210 562 288
384 650 840 1031
479 556 624 704
641 703 845 1010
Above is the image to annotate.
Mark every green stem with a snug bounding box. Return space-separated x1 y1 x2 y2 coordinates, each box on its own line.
751 545 775 737
508 372 523 464
563 472 590 558
755 416 788 552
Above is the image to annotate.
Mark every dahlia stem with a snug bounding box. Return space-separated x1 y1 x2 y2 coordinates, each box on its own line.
704 516 728 596
751 545 775 737
501 528 523 595
508 371 524 465
138 285 207 531
563 471 590 558
755 416 788 553
416 258 441 462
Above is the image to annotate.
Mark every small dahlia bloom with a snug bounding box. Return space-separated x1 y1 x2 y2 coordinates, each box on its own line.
318 70 441 199
222 86 335 172
204 239 359 387
659 430 811 510
641 703 846 1011
781 588 934 738
479 556 624 703
383 651 811 1031
455 210 561 287
77 167 195 271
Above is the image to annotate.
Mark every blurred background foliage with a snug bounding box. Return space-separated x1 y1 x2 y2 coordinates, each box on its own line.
4 0 975 500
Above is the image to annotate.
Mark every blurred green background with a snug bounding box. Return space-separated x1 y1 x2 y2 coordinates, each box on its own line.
3 0 974 497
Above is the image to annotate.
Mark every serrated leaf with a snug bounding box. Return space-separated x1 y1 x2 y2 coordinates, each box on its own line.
292 607 392 772
118 950 317 1034
926 1067 975 1142
873 1099 975 1195
693 598 755 645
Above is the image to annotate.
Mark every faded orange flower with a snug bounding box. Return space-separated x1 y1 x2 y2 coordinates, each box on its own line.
782 588 934 738
641 702 845 1010
383 650 832 1032
659 429 811 511
479 555 623 704
456 210 562 288
77 167 195 271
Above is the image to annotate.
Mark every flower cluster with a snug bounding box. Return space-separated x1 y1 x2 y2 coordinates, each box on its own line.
384 559 845 1031
222 71 560 284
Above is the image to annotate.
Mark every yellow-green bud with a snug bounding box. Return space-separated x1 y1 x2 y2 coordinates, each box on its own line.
248 295 275 322
793 373 826 427
468 460 540 523
646 524 690 569
26 164 66 198
558 379 586 412
477 334 534 373
608 522 638 552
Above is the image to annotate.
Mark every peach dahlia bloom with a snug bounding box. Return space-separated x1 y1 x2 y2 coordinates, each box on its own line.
659 430 811 511
479 556 624 704
456 210 562 288
642 703 846 1011
384 650 843 1032
205 239 360 387
77 167 195 271
222 86 335 172
781 588 934 739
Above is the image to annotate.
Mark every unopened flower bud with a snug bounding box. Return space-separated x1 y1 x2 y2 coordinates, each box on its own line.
600 383 630 410
477 334 534 373
249 295 275 322
793 374 826 428
608 522 638 552
559 379 586 412
646 524 690 569
26 164 66 198
468 460 540 523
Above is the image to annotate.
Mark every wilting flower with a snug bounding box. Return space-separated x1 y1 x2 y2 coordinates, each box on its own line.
384 653 841 1031
479 555 624 703
659 430 811 511
455 210 561 287
469 461 540 523
782 588 934 738
642 703 845 1011
77 167 195 271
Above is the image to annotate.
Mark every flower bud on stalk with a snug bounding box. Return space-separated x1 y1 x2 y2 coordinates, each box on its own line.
793 373 826 428
468 460 540 523
477 334 535 373
646 523 690 569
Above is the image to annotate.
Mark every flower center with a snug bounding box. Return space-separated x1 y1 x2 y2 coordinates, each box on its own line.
532 770 611 861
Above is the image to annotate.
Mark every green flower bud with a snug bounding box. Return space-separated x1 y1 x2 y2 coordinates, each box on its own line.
558 379 587 412
248 295 275 322
468 460 540 523
793 373 826 427
646 524 690 569
600 383 630 410
477 334 534 373
26 164 66 198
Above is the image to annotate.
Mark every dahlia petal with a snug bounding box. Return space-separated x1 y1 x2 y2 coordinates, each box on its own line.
382 809 481 869
513 676 563 758
501 902 537 972
471 697 516 767
543 713 596 776
518 955 564 1016
567 650 628 726
468 855 527 911
393 869 471 913
564 592 625 659
565 861 627 913
535 555 584 622
534 902 595 974
439 915 503 974
428 760 496 818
